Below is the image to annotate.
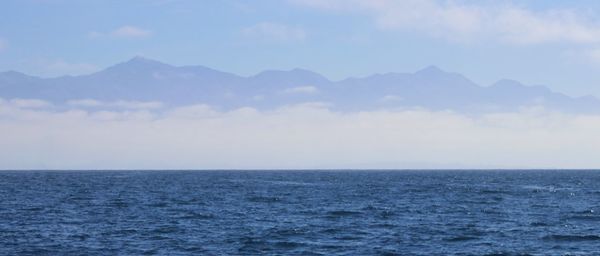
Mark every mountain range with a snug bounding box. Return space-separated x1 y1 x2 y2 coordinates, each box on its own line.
1 56 599 113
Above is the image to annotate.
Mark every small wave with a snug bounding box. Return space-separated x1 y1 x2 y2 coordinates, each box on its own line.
67 196 93 201
152 226 181 234
483 252 533 256
247 196 282 203
146 202 168 208
362 205 377 211
23 207 44 212
566 215 600 221
238 237 268 253
179 213 214 220
380 210 395 218
574 209 596 214
337 235 362 241
370 223 397 229
376 250 401 256
480 189 506 194
326 210 362 217
521 185 557 192
68 233 90 241
322 227 344 234
543 234 600 242
182 246 206 253
274 241 303 248
108 200 128 208
270 228 305 237
530 222 549 227
444 236 479 242
262 180 318 186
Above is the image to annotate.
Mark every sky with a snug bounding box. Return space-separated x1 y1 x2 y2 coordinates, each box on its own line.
3 0 600 97
5 0 600 169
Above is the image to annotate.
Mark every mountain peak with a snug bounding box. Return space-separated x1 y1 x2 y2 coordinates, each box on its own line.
125 56 169 66
289 68 316 74
99 56 173 75
415 65 445 75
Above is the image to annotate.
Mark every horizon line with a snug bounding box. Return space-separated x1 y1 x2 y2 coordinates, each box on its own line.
2 168 599 171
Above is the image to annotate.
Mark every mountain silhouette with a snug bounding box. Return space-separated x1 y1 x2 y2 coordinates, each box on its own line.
1 57 599 113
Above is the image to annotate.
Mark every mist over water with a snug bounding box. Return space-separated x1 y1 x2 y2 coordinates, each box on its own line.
2 170 600 255
3 100 600 169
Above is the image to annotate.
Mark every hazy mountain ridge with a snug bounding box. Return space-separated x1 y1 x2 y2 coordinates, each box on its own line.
1 57 599 113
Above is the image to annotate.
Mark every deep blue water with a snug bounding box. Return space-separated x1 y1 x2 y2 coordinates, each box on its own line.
1 170 600 255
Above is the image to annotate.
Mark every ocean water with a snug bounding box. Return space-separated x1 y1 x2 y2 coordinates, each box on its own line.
1 170 600 255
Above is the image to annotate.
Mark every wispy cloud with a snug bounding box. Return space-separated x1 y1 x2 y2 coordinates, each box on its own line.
167 104 220 119
5 98 52 109
89 25 153 39
282 86 318 94
111 25 153 38
242 22 306 42
292 0 600 45
380 95 402 103
2 99 600 169
67 99 164 109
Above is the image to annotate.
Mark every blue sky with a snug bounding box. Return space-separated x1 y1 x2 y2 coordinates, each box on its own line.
6 0 600 169
4 0 600 97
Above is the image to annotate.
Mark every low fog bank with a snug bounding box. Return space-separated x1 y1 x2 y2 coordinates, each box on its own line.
1 98 599 169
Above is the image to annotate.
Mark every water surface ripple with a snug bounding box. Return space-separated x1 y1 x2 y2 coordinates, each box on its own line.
1 170 600 255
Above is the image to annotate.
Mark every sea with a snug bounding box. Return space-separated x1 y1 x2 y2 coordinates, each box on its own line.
1 170 600 255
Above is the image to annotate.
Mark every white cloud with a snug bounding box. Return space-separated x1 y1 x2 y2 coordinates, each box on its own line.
494 8 600 44
67 99 103 107
111 100 164 109
2 99 600 169
292 0 600 44
67 99 164 109
167 104 220 119
242 22 306 41
111 25 152 38
88 25 152 39
8 99 52 108
380 95 402 102
282 86 318 94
